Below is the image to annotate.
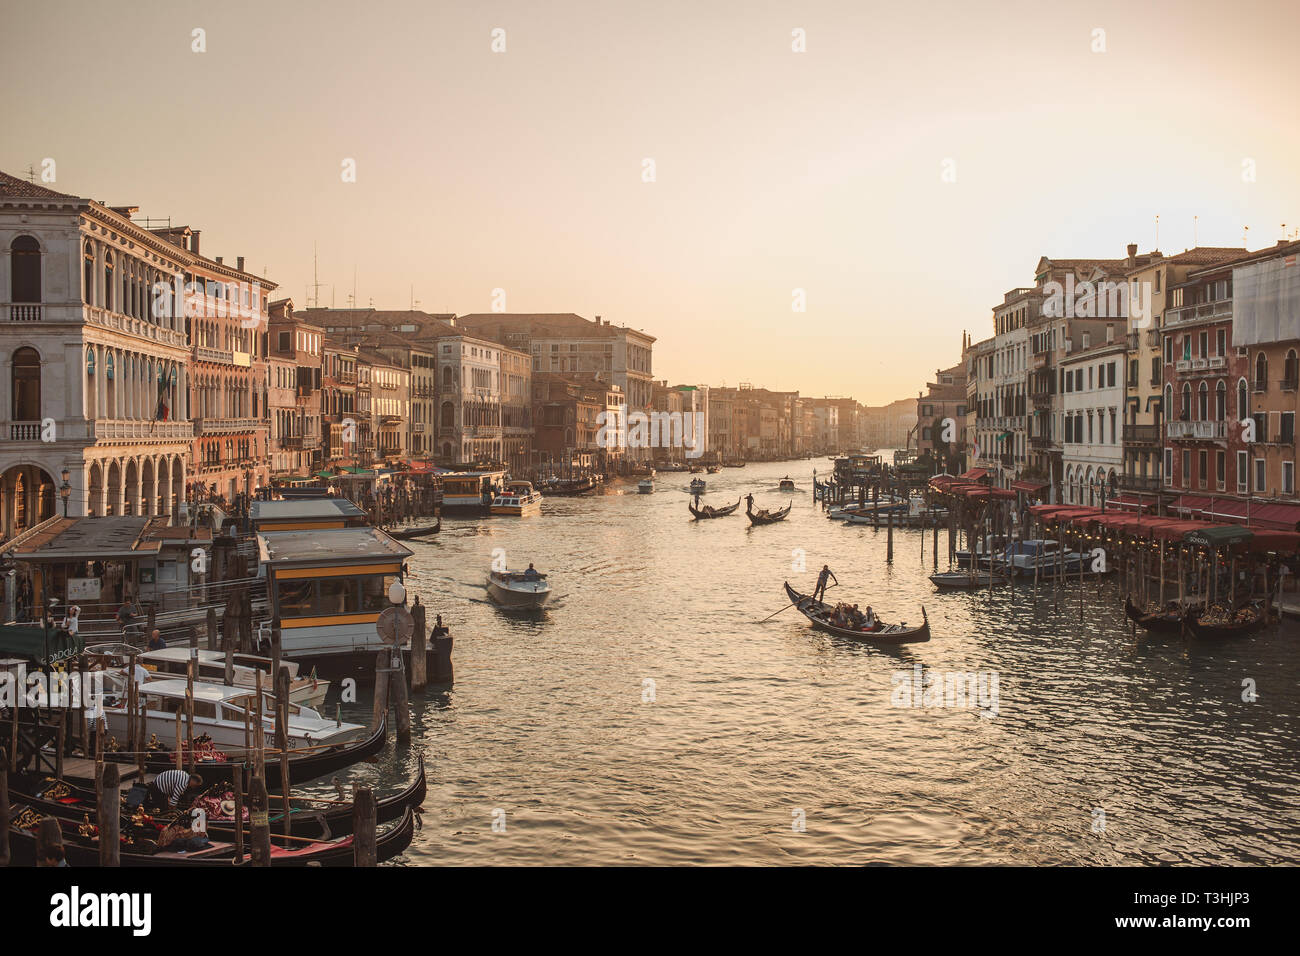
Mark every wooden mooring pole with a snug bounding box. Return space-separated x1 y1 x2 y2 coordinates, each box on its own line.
98 760 120 867
249 775 271 866
353 785 377 867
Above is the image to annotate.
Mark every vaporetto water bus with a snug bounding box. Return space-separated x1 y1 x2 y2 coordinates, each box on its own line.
255 526 414 674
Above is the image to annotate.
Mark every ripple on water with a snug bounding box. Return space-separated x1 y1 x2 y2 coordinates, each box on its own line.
338 460 1300 864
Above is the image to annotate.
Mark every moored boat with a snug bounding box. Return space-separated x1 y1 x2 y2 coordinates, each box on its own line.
782 582 929 643
1182 601 1269 640
1124 593 1200 634
929 570 1008 589
385 515 441 539
487 567 552 608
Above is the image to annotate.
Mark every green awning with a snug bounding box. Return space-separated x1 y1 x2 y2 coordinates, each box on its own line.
1184 526 1252 548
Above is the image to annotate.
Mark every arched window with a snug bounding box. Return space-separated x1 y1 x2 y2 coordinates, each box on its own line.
1164 383 1172 421
1287 350 1299 388
1181 383 1192 421
11 347 41 420
10 235 41 302
104 253 114 312
83 242 95 305
1198 381 1208 420
1255 352 1268 391
1237 378 1248 421
1215 380 1226 420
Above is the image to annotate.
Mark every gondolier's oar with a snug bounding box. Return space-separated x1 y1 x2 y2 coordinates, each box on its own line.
757 583 837 623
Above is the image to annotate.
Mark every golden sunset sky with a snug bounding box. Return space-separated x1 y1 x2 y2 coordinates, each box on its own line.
4 0 1298 403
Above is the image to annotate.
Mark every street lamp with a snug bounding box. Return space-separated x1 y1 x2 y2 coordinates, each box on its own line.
60 467 71 518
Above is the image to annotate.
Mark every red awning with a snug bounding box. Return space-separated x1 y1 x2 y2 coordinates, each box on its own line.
1029 504 1075 518
1010 480 1049 494
1247 530 1300 552
959 468 988 480
1166 495 1300 531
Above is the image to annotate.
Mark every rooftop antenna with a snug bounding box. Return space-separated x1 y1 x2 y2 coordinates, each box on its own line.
1193 215 1198 247
1243 225 1250 248
307 242 326 308
24 165 38 183
1154 214 1159 250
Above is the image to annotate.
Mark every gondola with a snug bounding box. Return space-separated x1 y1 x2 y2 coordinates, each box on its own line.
783 582 930 644
385 516 441 539
1123 593 1198 634
688 497 741 519
4 803 414 867
1181 601 1270 640
10 752 426 842
745 497 792 525
104 716 388 790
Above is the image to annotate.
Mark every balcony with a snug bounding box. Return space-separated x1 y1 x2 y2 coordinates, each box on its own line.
195 345 235 364
93 418 194 441
1167 420 1227 440
7 304 41 322
194 417 262 435
1165 299 1232 327
1030 435 1053 449
280 435 321 450
1123 424 1161 445
8 421 44 441
1119 474 1163 492
1146 328 1162 347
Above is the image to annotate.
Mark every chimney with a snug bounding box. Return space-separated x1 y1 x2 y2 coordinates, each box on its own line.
595 315 602 325
1126 242 1137 266
237 256 245 272
191 230 201 256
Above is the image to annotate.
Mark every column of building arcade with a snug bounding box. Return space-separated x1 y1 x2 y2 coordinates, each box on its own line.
84 342 187 423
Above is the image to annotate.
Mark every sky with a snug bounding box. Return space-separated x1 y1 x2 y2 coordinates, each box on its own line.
4 0 1299 405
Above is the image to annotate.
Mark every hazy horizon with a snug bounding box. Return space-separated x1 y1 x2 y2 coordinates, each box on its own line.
4 0 1298 404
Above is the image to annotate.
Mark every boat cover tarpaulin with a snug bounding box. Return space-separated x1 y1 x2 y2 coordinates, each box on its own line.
1010 480 1049 494
1232 253 1300 347
0 625 82 664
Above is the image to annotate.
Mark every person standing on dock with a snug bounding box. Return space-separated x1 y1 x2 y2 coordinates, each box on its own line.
814 565 838 602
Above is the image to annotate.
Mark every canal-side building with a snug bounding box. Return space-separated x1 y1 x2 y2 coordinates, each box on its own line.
357 348 409 462
321 342 359 468
914 359 967 471
965 333 994 474
1060 337 1126 505
267 300 324 482
1120 246 1245 500
988 287 1037 485
0 171 194 535
1228 239 1300 504
452 313 656 463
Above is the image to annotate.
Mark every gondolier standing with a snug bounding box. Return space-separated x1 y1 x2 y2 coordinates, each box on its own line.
814 565 837 602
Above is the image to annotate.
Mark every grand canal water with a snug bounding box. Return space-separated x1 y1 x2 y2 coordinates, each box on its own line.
330 458 1300 865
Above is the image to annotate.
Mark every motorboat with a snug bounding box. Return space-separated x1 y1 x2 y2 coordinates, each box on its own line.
487 568 553 609
491 480 543 517
637 478 655 494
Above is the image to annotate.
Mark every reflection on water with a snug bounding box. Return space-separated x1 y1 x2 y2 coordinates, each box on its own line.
329 459 1300 865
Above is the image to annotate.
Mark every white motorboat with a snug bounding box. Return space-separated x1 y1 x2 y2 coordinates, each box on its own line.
91 676 366 752
491 480 543 516
134 647 329 706
487 568 552 609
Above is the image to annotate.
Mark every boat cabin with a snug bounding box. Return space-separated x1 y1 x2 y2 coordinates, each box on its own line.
256 527 412 663
249 498 369 533
440 470 506 512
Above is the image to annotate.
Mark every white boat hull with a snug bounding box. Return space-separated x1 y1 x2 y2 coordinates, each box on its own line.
487 576 552 608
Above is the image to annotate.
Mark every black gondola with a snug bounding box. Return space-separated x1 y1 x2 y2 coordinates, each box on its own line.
689 497 741 519
1123 593 1200 634
386 515 441 539
1181 601 1270 640
783 582 930 643
746 495 792 525
104 717 388 790
4 804 414 867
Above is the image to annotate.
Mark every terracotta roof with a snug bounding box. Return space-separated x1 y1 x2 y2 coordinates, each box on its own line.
0 169 80 201
1162 247 1249 266
456 313 657 342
